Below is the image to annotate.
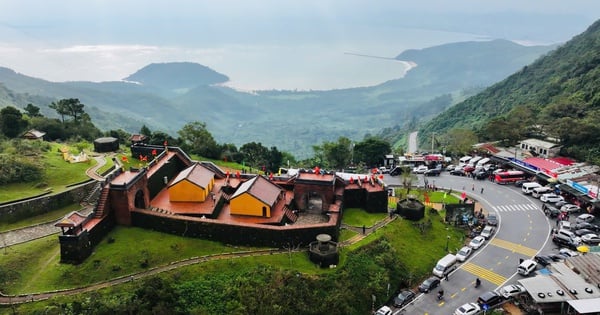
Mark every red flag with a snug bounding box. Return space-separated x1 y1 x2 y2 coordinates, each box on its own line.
236 170 240 178
164 140 168 146
372 168 378 174
379 175 384 179
461 191 466 199
314 166 320 174
226 170 230 177
139 154 143 160
151 149 157 156
349 177 354 184
269 173 274 180
141 155 148 162
121 156 128 162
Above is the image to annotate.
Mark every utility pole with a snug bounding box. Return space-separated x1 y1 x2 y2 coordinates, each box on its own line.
431 132 436 153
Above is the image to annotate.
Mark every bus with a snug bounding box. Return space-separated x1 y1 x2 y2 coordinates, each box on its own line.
494 170 525 184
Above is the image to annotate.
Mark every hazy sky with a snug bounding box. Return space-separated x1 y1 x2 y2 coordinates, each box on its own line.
1 0 599 90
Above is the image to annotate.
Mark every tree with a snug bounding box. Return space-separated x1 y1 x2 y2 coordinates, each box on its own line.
24 103 42 117
354 137 392 167
442 128 478 155
49 98 86 123
322 137 352 170
177 121 219 158
239 142 270 171
0 106 27 138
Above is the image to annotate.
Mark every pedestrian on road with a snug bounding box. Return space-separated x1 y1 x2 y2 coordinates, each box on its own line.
472 184 475 191
444 274 449 281
480 187 484 194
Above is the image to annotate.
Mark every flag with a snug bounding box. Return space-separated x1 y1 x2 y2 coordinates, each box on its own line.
151 149 157 156
121 156 128 163
163 140 168 146
236 170 240 178
269 173 273 180
349 177 354 184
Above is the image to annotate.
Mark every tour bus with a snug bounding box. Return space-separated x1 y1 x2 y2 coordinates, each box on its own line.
494 170 525 184
459 156 472 166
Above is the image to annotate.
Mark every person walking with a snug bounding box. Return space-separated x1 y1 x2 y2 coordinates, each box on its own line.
480 187 484 194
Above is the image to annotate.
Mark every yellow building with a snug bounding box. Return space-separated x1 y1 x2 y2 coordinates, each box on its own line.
168 163 215 202
230 175 282 217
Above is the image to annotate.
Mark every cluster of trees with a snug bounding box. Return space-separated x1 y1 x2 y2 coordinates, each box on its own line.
0 99 102 142
39 238 406 315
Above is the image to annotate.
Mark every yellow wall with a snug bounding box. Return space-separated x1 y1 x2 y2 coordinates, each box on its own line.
168 180 207 202
230 193 271 217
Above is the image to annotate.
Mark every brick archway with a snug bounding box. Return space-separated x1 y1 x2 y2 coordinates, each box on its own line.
134 189 146 209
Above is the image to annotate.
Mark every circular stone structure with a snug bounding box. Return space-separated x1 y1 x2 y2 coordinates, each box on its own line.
396 198 425 221
309 234 339 267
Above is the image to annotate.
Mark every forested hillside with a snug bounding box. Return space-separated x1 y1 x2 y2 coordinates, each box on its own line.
420 19 600 163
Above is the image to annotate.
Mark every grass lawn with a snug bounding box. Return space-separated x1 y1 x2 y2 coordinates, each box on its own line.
0 203 81 232
0 143 95 203
342 208 388 227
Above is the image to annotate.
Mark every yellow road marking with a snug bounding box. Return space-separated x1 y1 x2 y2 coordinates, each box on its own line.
489 238 538 257
461 262 507 286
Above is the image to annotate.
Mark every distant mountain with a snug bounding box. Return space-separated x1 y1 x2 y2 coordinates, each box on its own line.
0 40 555 158
123 62 229 90
420 19 600 162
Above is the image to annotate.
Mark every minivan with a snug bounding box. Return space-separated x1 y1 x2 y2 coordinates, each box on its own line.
432 254 457 278
477 291 503 307
532 186 553 198
517 259 538 276
522 182 542 194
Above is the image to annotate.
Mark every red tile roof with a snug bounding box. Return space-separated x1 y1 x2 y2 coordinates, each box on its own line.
129 134 147 142
170 163 214 189
55 211 88 228
523 157 568 172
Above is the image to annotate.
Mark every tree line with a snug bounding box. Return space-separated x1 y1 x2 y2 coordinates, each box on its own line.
0 99 394 179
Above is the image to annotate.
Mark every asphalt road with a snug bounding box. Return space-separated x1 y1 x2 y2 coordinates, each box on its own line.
383 172 553 315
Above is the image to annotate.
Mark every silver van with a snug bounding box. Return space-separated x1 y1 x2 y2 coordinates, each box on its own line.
522 182 542 194
432 254 457 278
532 186 553 198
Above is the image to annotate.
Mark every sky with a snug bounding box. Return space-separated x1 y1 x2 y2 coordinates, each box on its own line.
1 0 599 90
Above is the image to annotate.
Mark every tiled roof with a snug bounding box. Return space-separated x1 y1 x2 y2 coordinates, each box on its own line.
54 211 88 228
169 163 214 189
129 134 148 142
231 175 282 206
22 129 46 139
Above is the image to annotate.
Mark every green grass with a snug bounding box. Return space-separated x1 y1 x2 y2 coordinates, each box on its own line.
342 208 387 227
0 203 81 232
0 143 95 202
338 228 358 242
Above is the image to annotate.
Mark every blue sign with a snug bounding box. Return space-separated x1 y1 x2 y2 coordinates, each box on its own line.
572 182 588 194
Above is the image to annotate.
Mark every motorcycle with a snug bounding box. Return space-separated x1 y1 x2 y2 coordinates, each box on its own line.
437 290 444 300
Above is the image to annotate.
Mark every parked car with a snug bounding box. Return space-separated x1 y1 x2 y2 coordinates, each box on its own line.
450 169 467 176
573 222 600 232
469 236 486 250
378 166 389 174
581 233 600 245
375 306 392 315
474 169 490 180
576 213 595 223
393 290 416 308
552 234 578 250
542 204 561 218
418 276 441 293
554 200 568 208
561 204 581 213
555 229 581 245
574 228 595 237
517 259 538 276
477 291 503 308
486 213 498 226
498 284 526 299
456 246 473 262
559 248 580 257
424 168 442 176
413 165 429 174
540 193 564 203
480 226 495 239
534 255 553 267
463 165 475 173
446 164 456 171
389 166 405 176
454 302 481 315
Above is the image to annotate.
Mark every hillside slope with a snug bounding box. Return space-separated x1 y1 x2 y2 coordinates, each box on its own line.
420 19 600 162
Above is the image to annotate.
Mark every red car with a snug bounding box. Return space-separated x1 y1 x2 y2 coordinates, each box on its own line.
463 165 475 173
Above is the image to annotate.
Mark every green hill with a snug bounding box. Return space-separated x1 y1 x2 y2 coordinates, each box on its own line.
419 19 600 163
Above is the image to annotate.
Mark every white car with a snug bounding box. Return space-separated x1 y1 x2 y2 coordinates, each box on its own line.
498 284 526 299
480 225 495 239
374 306 392 315
454 302 481 315
540 193 564 203
559 248 580 257
413 165 428 174
561 204 581 213
469 236 486 250
456 246 473 262
581 233 600 244
576 213 595 223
